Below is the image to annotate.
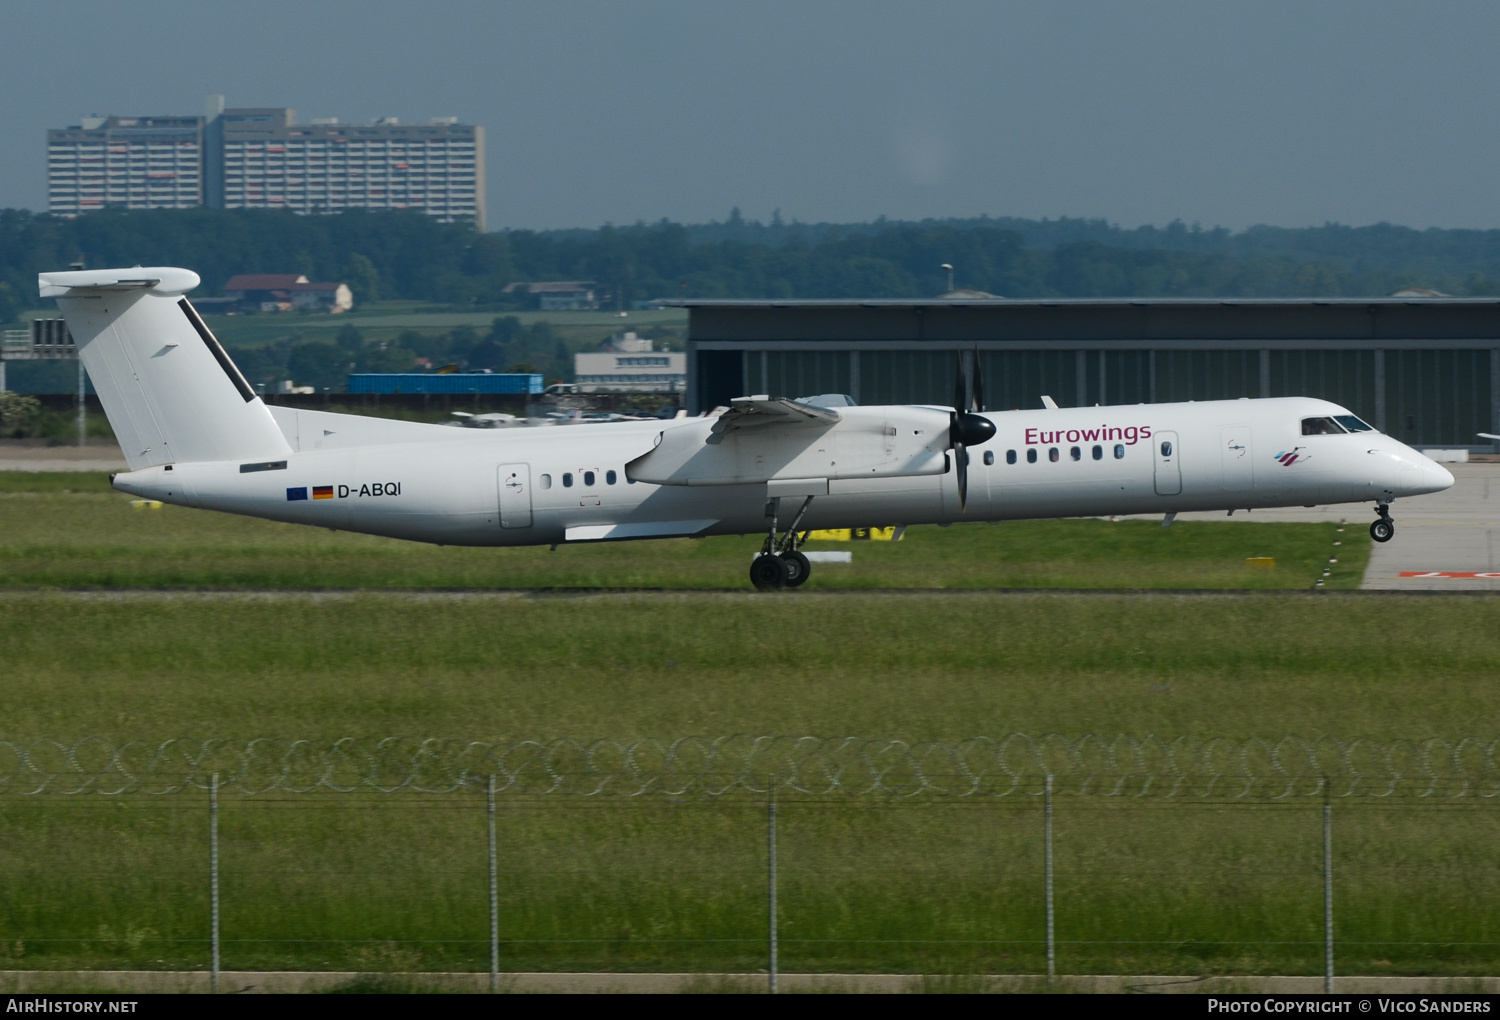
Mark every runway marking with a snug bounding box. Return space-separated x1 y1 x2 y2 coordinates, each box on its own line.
1398 571 1500 578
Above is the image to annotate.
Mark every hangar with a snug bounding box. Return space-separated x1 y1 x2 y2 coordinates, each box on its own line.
680 299 1500 450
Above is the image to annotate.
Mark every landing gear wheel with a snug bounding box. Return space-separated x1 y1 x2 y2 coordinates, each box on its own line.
1370 518 1395 543
750 553 790 590
780 549 812 588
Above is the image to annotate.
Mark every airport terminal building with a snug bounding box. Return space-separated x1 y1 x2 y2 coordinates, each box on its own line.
682 299 1500 450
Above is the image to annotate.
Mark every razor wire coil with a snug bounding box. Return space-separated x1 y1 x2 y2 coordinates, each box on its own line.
1 735 1498 798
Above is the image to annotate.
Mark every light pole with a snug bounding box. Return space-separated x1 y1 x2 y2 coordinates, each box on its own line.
941 263 954 292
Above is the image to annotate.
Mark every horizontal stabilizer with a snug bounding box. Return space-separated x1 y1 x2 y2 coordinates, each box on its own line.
38 267 202 298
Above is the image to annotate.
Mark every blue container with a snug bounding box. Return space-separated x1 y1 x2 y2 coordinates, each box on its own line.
346 373 543 395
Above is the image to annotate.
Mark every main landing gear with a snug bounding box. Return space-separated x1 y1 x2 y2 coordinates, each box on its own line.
1370 502 1395 543
749 495 815 591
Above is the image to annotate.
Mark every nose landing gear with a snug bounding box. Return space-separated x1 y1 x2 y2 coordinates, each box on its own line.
1370 503 1395 543
749 496 816 590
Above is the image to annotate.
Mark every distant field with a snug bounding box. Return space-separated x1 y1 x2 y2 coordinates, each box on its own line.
201 303 688 350
0 473 1366 590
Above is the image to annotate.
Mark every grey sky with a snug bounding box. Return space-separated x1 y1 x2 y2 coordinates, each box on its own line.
4 0 1499 232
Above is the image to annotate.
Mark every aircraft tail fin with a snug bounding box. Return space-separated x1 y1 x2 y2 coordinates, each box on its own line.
39 268 292 470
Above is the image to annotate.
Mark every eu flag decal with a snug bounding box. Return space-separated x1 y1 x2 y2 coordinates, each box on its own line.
287 487 308 501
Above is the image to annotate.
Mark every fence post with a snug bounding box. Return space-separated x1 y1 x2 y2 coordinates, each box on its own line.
1045 773 1055 990
210 772 220 995
1323 783 1334 994
768 775 778 995
488 774 499 994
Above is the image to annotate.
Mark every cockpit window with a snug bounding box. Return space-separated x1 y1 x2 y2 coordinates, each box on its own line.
1334 414 1374 433
1301 417 1346 436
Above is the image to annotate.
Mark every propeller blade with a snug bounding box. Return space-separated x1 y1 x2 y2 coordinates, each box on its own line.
972 350 985 412
955 443 968 511
954 352 967 413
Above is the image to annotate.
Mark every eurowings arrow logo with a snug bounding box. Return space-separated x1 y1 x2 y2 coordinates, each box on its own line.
1272 447 1310 466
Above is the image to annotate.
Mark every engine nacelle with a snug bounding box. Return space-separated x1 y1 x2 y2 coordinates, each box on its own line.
626 405 955 486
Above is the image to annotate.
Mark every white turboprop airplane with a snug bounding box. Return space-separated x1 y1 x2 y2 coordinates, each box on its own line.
41 267 1455 589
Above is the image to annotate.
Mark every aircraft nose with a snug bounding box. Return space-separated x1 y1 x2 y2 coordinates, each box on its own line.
1424 457 1455 493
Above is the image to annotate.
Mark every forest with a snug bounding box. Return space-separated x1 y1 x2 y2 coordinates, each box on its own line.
7 206 1500 327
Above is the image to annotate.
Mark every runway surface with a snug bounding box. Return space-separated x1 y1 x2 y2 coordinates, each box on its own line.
1355 463 1500 590
1106 462 1500 591
0 442 127 473
0 587 1489 602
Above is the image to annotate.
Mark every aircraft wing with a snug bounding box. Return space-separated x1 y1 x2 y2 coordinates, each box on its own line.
708 395 841 443
626 399 949 486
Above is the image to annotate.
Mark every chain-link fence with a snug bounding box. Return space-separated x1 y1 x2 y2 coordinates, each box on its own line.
2 736 1498 992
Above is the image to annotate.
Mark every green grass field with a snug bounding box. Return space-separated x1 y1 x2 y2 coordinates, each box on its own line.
4 592 1497 741
5 796 1494 978
0 472 1366 590
2 592 1499 977
3 473 1496 981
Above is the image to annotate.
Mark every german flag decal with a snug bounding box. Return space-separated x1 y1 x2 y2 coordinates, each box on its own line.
313 486 335 500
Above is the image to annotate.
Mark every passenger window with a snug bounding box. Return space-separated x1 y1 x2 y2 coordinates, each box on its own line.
583 470 596 486
983 450 994 466
1334 415 1373 433
1048 447 1059 462
540 474 552 489
1160 441 1173 457
606 469 617 485
1006 449 1017 465
562 472 573 487
1114 444 1125 459
1070 446 1081 461
1301 417 1345 436
1027 449 1037 464
1092 445 1103 461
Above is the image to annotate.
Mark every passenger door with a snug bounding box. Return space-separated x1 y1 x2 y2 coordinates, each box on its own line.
1153 431 1182 496
497 463 533 528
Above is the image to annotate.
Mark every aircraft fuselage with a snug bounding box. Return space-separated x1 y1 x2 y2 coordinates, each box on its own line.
111 396 1453 547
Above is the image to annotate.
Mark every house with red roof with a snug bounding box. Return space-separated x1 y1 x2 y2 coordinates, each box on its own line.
224 274 354 313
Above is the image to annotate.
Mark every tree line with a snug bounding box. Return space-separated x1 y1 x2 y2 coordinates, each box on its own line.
8 206 1500 326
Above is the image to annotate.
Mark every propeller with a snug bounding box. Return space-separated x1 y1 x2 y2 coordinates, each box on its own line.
949 350 996 511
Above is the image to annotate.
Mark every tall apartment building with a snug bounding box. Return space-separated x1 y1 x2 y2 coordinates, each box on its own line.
48 97 484 229
47 116 205 216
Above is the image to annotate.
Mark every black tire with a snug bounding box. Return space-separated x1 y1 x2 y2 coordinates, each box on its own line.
780 549 812 588
1370 518 1395 543
749 553 790 590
